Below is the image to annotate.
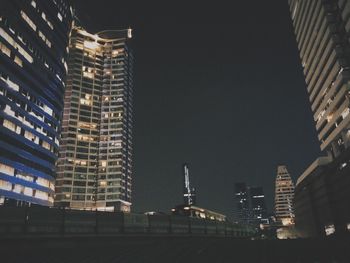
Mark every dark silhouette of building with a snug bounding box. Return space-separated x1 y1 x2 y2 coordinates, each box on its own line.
234 182 268 225
249 186 268 225
233 182 250 224
0 0 72 206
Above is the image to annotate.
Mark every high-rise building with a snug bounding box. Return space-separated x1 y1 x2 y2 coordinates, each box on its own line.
289 0 350 237
249 186 268 225
275 165 295 226
0 0 72 206
289 0 350 158
234 183 268 225
233 182 250 224
183 163 196 206
54 26 133 212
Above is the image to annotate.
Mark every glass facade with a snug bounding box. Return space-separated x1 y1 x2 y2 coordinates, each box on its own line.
0 0 72 206
54 27 133 212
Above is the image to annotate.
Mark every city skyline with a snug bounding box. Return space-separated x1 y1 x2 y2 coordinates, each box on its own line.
70 0 322 217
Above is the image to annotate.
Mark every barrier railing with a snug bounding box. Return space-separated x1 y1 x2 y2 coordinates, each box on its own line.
0 206 256 238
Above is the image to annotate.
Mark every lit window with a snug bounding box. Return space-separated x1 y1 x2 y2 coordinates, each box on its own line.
20 11 37 31
3 119 16 132
36 177 50 188
325 224 335 236
0 29 33 63
31 0 36 8
14 56 22 67
341 108 350 119
0 162 15 176
84 40 99 50
83 71 94 79
38 31 51 48
0 179 12 191
0 42 11 57
57 12 63 21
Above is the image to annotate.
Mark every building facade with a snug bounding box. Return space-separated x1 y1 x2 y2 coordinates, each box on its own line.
289 0 350 237
289 0 350 158
233 182 250 224
0 0 72 206
54 26 133 212
274 166 295 226
234 183 268 225
249 186 268 225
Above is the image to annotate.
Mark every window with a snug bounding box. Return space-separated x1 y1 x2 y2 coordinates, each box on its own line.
0 42 10 57
57 12 63 21
0 163 15 176
3 119 16 132
20 11 37 31
0 28 33 63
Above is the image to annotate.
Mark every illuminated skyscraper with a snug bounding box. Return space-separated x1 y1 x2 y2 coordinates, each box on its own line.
0 0 72 206
289 0 350 237
54 26 133 212
275 165 295 226
183 163 196 206
289 0 350 158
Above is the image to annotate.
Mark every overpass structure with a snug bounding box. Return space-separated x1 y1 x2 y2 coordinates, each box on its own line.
1 207 348 262
0 206 255 237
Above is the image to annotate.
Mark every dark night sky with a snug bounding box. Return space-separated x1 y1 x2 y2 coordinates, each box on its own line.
71 1 321 218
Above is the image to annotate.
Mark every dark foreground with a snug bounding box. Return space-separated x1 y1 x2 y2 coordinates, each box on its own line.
0 235 349 263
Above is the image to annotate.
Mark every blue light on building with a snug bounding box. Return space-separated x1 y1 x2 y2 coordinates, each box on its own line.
0 0 73 206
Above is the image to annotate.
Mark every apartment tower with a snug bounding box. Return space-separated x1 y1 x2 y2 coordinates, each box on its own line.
289 0 350 237
54 26 133 212
289 0 350 157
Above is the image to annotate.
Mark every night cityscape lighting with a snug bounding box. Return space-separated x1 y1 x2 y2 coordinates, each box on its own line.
0 0 350 262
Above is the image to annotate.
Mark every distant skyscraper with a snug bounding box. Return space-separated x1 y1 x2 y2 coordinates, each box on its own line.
183 163 196 206
234 183 268 225
54 26 134 212
275 166 295 226
289 0 350 158
233 182 250 224
249 186 268 225
0 0 72 206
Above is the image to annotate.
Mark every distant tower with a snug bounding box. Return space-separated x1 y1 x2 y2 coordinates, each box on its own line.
249 186 268 225
183 163 196 206
233 183 250 224
275 165 295 226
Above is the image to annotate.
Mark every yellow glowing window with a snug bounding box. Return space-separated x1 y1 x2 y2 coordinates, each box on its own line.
0 42 11 57
21 11 37 31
